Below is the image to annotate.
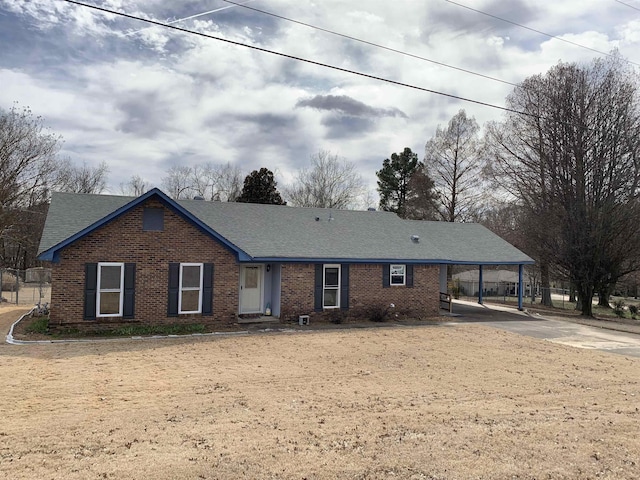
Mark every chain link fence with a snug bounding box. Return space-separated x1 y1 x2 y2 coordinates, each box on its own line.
1 267 51 306
457 282 572 308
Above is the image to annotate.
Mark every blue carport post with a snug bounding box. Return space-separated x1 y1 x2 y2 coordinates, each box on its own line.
478 265 483 305
518 264 524 311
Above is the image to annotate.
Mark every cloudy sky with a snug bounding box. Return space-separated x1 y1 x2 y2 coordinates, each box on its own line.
1 0 639 200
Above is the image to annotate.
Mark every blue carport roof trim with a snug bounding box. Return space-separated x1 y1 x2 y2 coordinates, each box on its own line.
37 188 252 263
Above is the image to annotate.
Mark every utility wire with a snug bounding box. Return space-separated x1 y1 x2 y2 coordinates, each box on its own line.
125 0 255 36
614 0 640 12
445 0 640 67
221 0 518 87
59 0 595 131
61 0 527 117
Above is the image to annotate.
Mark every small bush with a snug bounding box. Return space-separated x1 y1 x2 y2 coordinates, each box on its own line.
330 311 347 324
367 305 392 322
613 300 626 317
25 316 49 334
629 304 638 318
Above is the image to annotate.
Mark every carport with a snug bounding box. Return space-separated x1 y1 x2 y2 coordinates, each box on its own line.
439 263 533 312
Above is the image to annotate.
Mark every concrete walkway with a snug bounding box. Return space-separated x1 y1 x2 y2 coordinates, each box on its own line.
0 306 31 341
5 300 640 357
453 298 640 335
450 300 640 357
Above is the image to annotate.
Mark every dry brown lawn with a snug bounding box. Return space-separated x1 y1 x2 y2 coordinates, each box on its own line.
1 306 639 479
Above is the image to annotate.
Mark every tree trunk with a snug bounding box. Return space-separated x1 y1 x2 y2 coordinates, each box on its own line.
569 283 576 303
577 283 594 317
598 285 611 308
540 261 553 306
530 285 536 304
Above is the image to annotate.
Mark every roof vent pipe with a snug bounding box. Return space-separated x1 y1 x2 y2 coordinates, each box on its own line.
411 235 420 243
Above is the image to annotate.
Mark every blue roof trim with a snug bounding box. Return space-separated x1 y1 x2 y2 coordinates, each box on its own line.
246 257 535 265
37 188 252 263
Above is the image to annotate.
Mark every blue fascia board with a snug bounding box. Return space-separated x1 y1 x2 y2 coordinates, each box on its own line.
245 257 535 265
37 188 252 263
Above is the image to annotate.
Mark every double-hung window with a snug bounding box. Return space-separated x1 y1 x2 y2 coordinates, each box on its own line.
179 263 203 314
97 262 124 317
390 264 406 286
323 264 340 309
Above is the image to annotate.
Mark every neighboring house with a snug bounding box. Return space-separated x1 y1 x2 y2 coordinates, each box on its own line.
453 269 533 297
37 189 533 330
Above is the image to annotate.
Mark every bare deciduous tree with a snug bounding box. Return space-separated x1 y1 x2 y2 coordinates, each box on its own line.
214 162 243 202
285 150 365 209
54 159 109 194
485 54 640 316
0 104 60 210
161 165 194 200
424 109 483 222
120 175 148 196
161 163 243 201
0 103 61 268
190 164 217 200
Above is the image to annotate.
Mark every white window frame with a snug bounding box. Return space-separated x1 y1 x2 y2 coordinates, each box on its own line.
390 264 406 286
179 263 204 314
323 264 341 309
96 262 124 317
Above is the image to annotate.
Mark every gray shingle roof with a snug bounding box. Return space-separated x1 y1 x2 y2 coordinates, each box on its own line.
38 190 533 265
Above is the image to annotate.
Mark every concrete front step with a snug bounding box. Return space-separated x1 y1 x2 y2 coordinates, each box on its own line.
237 316 280 324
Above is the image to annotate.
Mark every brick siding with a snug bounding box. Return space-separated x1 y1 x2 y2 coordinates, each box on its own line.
49 199 239 330
278 263 440 323
350 263 439 316
280 263 315 314
49 199 441 331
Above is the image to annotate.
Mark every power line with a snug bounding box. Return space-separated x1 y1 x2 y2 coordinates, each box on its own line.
59 0 596 132
60 0 526 117
221 0 518 87
614 0 640 12
125 0 255 36
444 0 640 67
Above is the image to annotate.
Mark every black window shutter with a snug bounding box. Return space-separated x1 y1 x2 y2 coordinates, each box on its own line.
168 263 180 316
84 263 98 320
406 264 414 288
314 264 323 312
340 264 349 310
123 263 136 318
202 263 214 316
382 264 390 288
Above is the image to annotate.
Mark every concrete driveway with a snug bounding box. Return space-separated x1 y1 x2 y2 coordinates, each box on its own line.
448 300 640 358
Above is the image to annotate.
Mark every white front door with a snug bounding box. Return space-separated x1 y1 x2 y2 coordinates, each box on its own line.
240 265 263 314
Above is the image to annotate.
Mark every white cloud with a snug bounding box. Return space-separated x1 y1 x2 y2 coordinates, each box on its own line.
1 0 639 197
